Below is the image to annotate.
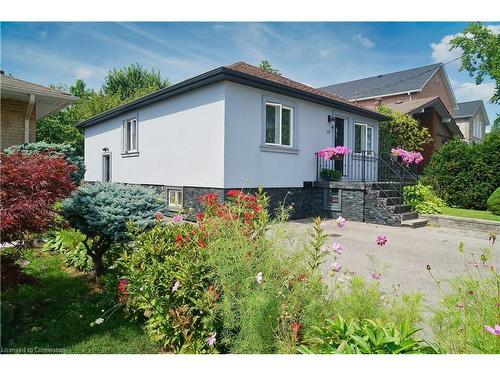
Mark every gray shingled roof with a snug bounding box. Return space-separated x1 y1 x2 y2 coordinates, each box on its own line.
320 63 442 100
454 100 483 118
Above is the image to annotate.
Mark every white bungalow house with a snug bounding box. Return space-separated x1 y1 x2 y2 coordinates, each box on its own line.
79 62 424 227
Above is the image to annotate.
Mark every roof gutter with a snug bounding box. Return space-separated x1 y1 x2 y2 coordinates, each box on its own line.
77 68 388 128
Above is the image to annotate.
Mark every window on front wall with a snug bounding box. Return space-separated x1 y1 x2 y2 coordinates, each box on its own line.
122 117 138 153
265 103 293 146
354 123 374 153
168 189 183 209
473 117 482 139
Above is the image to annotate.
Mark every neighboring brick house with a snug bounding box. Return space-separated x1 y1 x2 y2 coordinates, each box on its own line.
453 100 490 144
320 63 464 164
0 71 77 149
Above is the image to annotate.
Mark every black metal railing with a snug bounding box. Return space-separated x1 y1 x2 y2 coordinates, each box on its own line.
315 150 418 185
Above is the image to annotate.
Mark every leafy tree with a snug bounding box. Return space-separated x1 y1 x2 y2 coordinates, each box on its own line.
259 60 281 75
0 153 77 248
424 131 500 209
61 183 165 277
103 63 171 101
493 114 500 131
36 65 171 155
377 105 433 152
450 22 500 104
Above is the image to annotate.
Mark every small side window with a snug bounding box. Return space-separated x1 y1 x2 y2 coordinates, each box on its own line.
168 189 183 209
102 151 111 182
122 117 138 154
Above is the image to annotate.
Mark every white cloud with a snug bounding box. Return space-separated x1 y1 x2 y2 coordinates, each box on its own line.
74 66 95 80
453 82 495 102
353 33 375 49
431 25 500 64
38 30 48 38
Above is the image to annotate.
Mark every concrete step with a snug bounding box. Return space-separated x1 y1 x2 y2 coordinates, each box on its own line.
401 212 419 221
392 204 413 214
377 189 400 198
380 197 403 206
401 218 428 228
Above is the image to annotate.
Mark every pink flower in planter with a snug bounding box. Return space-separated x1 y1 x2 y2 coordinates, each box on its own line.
336 216 346 228
332 242 343 254
207 333 217 346
391 147 424 165
330 261 342 273
484 325 500 336
173 214 183 223
317 146 352 160
172 280 181 292
376 235 388 246
371 271 382 280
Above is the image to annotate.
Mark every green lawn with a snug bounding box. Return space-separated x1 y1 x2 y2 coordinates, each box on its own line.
440 207 500 222
1 249 159 354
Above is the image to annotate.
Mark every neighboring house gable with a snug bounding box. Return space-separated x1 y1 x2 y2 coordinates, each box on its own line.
453 100 490 143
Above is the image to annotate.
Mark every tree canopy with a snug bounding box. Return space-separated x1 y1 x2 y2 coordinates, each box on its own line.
259 60 281 75
36 64 171 155
377 105 433 152
450 22 500 104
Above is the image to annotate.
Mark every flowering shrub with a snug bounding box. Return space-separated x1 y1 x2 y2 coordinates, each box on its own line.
0 152 77 246
118 220 219 353
317 146 352 160
430 238 500 353
391 147 424 165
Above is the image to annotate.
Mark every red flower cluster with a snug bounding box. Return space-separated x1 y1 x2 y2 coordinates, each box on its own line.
290 321 302 342
208 284 220 302
176 234 191 247
118 278 128 304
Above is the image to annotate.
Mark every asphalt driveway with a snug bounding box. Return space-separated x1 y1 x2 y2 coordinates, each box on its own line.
280 218 497 307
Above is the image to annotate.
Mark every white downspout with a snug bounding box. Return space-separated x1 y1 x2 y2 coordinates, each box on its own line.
24 94 35 143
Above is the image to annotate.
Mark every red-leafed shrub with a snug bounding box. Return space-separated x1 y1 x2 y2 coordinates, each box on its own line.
0 152 77 245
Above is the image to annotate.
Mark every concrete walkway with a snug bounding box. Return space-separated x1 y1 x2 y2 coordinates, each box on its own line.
282 219 498 307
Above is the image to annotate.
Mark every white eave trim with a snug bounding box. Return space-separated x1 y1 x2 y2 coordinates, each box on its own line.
349 89 421 102
1 85 77 103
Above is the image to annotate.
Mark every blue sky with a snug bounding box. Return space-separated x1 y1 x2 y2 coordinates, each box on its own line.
1 22 498 125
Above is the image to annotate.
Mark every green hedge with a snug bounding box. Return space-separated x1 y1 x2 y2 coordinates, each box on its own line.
423 130 500 210
487 187 500 215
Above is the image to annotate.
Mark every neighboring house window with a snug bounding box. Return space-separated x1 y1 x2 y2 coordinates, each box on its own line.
122 117 138 153
265 103 293 146
167 189 183 209
354 123 374 153
102 150 111 182
473 117 482 139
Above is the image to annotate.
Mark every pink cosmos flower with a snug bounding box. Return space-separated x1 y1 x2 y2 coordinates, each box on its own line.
207 333 217 346
172 280 180 292
484 325 500 336
256 272 263 284
330 261 341 273
376 235 388 246
371 271 382 280
173 214 183 223
336 216 346 228
332 242 343 254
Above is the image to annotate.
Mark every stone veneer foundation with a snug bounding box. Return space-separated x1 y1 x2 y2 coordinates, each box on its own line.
83 180 402 226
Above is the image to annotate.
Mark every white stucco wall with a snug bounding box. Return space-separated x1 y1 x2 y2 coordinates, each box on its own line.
84 82 226 187
223 82 380 188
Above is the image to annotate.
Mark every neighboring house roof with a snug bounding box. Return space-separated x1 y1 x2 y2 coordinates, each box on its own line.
320 63 458 109
0 73 78 119
77 61 388 128
384 96 463 138
454 100 485 119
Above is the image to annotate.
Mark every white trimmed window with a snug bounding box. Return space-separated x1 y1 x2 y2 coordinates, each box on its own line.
168 189 183 209
265 103 293 146
122 117 138 153
473 117 482 139
354 123 374 153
